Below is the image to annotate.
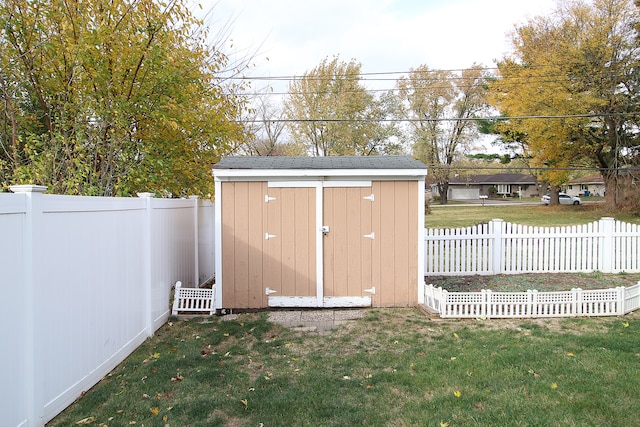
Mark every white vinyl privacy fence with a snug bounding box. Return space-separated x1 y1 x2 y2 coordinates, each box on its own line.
1 186 214 427
424 218 640 276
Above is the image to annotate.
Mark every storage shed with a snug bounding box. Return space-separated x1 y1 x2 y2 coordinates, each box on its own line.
213 155 427 309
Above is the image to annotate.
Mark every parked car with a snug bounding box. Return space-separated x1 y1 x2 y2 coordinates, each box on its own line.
541 193 581 205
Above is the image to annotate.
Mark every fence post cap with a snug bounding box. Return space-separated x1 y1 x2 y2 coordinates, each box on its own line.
9 184 48 193
137 192 155 198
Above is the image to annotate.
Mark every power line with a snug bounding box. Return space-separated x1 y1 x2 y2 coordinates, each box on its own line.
224 63 591 81
222 67 632 97
235 112 639 124
427 165 640 172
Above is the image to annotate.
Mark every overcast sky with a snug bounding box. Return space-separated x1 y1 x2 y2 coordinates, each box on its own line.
208 0 558 93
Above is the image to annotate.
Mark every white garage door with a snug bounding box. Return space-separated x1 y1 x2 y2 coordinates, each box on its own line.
449 188 480 200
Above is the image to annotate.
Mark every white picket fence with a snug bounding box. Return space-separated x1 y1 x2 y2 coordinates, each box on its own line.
1 186 214 427
424 217 640 275
423 282 640 319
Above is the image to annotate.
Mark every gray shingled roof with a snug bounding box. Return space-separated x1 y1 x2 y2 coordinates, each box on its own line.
213 155 426 170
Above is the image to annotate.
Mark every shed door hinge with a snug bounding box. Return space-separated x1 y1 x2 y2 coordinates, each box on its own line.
265 195 276 203
363 194 375 202
265 233 277 240
363 232 375 240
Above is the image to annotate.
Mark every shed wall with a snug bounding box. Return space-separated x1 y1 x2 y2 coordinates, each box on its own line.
373 181 419 306
221 181 268 308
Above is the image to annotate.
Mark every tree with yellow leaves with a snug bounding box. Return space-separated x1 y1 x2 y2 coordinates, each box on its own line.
490 0 640 207
285 56 402 156
0 0 247 196
398 64 489 204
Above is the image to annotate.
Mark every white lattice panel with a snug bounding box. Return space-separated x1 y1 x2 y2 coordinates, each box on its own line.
172 282 215 315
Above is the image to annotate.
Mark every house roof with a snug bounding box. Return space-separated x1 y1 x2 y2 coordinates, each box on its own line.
213 155 426 170
569 173 604 184
449 173 537 185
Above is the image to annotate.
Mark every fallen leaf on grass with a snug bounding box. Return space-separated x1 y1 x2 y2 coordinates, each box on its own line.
241 399 248 409
551 383 558 389
440 422 450 427
150 407 160 415
453 390 462 398
566 353 575 357
171 374 184 382
453 333 459 339
75 417 97 425
622 321 629 328
475 402 484 410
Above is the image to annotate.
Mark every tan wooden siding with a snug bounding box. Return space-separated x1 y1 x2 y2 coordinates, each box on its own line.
265 187 316 297
372 181 419 306
222 180 419 309
221 182 267 308
323 187 373 298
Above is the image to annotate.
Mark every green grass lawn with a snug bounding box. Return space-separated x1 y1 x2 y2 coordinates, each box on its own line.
47 204 640 427
426 203 640 228
49 309 640 427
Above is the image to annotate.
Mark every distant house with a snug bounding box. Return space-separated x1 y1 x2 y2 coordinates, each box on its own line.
564 173 605 197
446 173 540 200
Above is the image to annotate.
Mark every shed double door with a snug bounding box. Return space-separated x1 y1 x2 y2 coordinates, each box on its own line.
265 185 375 307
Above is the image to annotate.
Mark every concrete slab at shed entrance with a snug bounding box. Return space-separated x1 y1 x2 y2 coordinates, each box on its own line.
212 155 427 310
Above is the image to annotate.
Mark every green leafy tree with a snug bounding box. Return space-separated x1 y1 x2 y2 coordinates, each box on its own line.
398 64 489 204
285 56 400 156
0 0 246 196
490 0 640 208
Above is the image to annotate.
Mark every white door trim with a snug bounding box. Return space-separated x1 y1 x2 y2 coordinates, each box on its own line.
315 181 324 307
267 296 372 308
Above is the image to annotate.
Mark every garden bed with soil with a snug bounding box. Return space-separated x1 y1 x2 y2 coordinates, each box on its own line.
429 272 640 293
